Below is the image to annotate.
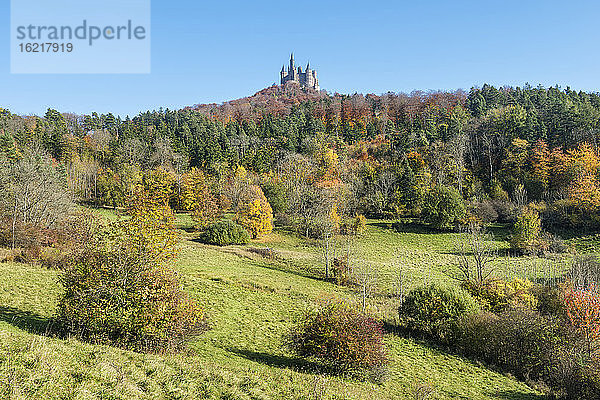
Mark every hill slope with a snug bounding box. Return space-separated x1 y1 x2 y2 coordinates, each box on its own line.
0 218 546 400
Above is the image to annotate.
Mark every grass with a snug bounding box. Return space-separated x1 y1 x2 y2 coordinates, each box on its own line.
0 213 562 399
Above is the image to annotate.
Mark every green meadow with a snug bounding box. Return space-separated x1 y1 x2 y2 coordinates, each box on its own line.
1 213 582 399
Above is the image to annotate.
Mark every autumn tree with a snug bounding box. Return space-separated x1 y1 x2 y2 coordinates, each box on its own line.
181 168 222 230
510 206 542 253
142 168 176 207
58 189 207 351
567 143 600 211
563 283 600 357
235 185 273 238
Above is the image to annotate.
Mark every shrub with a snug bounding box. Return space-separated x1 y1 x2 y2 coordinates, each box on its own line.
534 285 565 317
563 283 600 357
491 199 519 223
341 215 367 236
247 246 276 259
422 186 466 230
398 284 479 340
461 278 537 313
452 308 563 382
288 299 388 379
568 254 600 288
332 257 353 286
510 206 542 253
199 220 250 246
57 200 207 352
450 305 600 398
470 200 498 224
540 231 569 254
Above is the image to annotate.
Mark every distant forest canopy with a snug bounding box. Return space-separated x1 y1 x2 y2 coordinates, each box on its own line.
1 82 600 231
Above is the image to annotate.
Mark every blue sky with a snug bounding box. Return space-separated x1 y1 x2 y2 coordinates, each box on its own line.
1 0 599 117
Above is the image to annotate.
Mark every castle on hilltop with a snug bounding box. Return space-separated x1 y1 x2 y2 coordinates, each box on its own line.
280 53 319 90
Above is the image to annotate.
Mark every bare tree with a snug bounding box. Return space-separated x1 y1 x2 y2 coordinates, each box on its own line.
148 136 179 170
451 223 498 285
391 260 405 307
354 260 377 313
513 184 527 209
0 149 74 248
321 230 336 280
568 254 600 290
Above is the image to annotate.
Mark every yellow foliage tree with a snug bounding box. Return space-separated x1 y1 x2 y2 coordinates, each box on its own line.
569 173 600 211
142 168 176 207
235 185 273 238
181 168 221 230
566 143 600 211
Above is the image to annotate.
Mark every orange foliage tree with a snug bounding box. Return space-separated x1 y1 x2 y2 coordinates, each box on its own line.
529 139 550 190
563 283 600 357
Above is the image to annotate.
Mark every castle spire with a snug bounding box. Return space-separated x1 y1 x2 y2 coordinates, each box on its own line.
306 61 310 71
289 52 295 70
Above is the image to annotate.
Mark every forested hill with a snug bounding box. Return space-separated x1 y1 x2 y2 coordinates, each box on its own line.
2 83 600 231
185 83 327 119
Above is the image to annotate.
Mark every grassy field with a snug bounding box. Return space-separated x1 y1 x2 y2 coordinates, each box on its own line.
0 214 567 399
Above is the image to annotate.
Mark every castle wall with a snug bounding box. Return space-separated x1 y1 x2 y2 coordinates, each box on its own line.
280 70 319 90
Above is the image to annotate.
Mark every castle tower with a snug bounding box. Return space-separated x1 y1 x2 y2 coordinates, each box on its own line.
280 53 319 90
289 53 295 79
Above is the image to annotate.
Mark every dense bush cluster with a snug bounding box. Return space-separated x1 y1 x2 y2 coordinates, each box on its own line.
288 299 388 380
400 273 600 398
461 278 537 313
199 220 251 246
422 186 466 230
57 198 208 352
398 284 479 340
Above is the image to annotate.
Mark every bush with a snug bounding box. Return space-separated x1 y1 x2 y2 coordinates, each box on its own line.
568 254 600 288
452 307 600 397
199 220 250 246
470 200 498 224
534 285 565 317
341 215 367 236
461 278 537 313
398 284 479 340
452 308 563 382
332 257 353 286
422 186 466 230
288 299 388 379
510 206 542 253
491 199 519 223
57 200 207 352
540 231 569 254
